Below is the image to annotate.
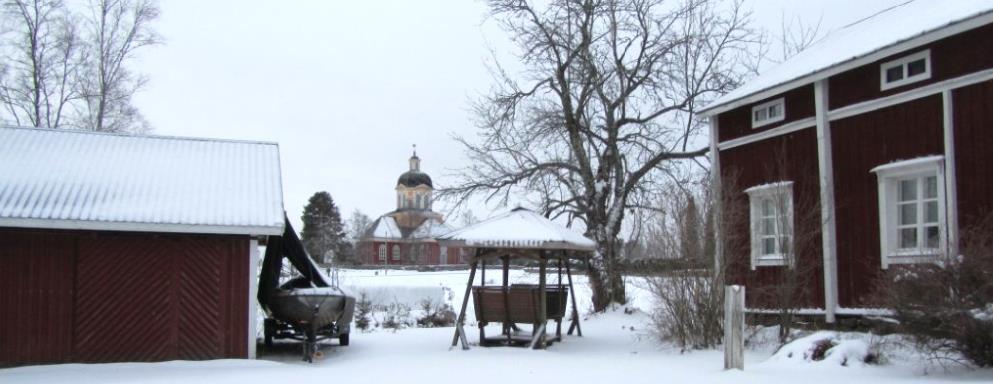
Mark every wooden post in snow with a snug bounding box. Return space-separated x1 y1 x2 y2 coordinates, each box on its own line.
724 285 745 370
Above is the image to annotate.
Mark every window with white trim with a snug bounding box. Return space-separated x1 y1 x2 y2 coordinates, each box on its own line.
392 244 401 261
378 244 387 261
872 156 945 268
880 50 931 90
439 245 448 265
751 98 785 128
745 182 793 268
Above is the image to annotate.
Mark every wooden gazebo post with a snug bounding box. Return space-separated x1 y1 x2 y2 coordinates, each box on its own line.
451 250 480 350
530 251 548 349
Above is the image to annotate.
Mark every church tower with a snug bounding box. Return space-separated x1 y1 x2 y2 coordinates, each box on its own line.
395 148 433 211
357 147 456 266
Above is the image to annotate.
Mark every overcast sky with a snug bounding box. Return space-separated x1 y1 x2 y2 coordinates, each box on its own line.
132 0 908 231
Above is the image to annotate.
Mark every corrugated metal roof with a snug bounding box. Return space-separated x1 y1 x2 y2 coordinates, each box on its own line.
0 127 284 235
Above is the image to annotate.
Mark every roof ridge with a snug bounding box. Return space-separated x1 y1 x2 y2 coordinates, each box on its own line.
0 125 279 146
840 0 916 29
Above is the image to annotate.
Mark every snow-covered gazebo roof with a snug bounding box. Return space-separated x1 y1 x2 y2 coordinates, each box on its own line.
436 207 595 253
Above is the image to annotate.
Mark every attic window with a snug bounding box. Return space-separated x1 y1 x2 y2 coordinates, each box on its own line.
880 50 931 90
751 98 785 128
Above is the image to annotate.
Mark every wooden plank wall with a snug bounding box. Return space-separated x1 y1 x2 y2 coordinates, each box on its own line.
0 228 248 366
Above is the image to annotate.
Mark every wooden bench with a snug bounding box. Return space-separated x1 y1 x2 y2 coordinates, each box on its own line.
471 285 569 346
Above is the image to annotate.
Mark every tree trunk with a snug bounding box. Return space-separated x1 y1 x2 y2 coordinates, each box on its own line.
587 238 626 311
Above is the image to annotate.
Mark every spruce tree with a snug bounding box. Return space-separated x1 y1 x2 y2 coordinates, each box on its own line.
300 191 348 265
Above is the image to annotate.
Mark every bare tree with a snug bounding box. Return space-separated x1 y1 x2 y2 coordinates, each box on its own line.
78 0 158 133
645 173 739 350
442 0 759 310
0 0 83 128
346 209 373 241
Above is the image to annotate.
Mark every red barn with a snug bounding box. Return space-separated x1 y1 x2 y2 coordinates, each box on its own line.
702 2 993 323
0 127 284 365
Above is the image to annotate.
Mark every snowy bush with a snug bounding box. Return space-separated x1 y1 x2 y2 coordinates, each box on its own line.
645 271 724 350
770 331 881 366
379 301 413 330
354 291 373 331
416 299 456 327
878 213 993 367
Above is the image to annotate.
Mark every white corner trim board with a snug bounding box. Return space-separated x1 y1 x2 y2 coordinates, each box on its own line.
248 239 260 359
814 80 839 324
942 90 960 258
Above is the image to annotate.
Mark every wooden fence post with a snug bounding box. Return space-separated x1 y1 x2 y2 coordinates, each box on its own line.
724 285 745 370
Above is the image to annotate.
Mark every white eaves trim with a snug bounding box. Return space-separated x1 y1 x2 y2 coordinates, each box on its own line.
700 6 993 117
0 217 283 236
718 117 815 151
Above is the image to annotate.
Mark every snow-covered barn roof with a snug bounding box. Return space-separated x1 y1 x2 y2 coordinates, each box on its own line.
437 208 595 251
0 127 284 235
701 0 993 116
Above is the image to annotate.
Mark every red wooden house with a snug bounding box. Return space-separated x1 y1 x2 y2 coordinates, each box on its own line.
701 2 993 323
0 127 285 365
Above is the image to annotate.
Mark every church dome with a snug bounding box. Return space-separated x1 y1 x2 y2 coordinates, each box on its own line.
397 150 433 188
397 170 433 188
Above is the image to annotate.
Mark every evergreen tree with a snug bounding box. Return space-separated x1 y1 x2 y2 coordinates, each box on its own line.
678 194 703 263
300 191 348 265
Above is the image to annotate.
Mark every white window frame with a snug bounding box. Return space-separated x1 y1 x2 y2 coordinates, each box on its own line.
439 245 448 265
378 244 387 261
745 181 794 269
880 50 931 91
751 98 785 128
392 244 401 261
871 156 945 268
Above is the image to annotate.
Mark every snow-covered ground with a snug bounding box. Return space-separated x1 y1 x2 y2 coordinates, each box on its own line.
3 268 991 384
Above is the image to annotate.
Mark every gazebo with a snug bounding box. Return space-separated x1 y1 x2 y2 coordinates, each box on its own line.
437 208 596 350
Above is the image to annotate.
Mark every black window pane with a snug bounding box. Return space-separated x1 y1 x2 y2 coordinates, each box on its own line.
907 59 927 76
886 66 904 83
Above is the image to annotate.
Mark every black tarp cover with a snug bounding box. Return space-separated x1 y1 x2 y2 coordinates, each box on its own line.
257 216 329 313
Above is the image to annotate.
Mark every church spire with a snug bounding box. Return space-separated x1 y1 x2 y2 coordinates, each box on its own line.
409 144 420 171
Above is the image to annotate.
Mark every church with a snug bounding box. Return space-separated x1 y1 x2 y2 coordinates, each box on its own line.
356 150 463 266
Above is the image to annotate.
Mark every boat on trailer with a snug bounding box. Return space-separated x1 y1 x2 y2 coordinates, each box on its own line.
258 218 355 362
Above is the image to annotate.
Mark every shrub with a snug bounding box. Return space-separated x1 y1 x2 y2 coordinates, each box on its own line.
354 291 373 331
381 301 413 330
646 270 724 350
878 214 993 367
416 298 456 327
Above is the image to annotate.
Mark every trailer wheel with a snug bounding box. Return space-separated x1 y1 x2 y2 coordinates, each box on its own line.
263 319 275 348
339 333 349 346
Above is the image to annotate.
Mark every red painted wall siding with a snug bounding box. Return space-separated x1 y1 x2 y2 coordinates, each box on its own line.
0 228 249 366
829 95 944 307
719 128 824 309
953 80 993 232
358 240 462 266
829 23 993 109
717 85 815 142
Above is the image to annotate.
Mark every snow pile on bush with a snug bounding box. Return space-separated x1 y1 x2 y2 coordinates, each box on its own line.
770 331 878 367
